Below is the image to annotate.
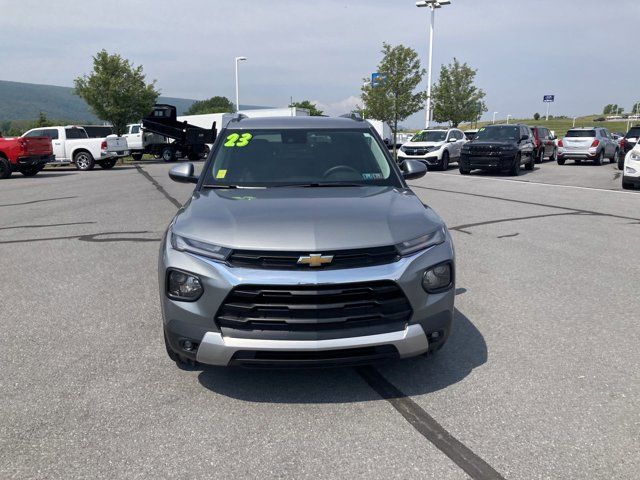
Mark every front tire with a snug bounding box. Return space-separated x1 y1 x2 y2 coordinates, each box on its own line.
525 152 535 171
557 157 566 165
74 151 95 171
131 152 143 162
440 150 450 171
535 149 544 164
459 167 471 175
610 150 619 164
0 157 13 179
509 154 521 176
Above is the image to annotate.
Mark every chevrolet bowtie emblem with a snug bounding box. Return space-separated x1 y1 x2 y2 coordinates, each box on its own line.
297 253 334 267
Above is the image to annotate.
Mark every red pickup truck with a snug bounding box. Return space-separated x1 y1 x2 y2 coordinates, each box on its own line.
0 135 54 179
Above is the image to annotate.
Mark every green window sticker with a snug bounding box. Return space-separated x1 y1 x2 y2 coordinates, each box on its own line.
224 133 253 147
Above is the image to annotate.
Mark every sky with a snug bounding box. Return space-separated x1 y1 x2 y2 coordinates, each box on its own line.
1 0 638 128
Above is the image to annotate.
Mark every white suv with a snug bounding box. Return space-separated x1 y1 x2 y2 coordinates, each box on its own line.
397 128 466 170
622 142 640 190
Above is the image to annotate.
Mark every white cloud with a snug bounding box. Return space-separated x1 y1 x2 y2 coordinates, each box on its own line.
313 96 362 117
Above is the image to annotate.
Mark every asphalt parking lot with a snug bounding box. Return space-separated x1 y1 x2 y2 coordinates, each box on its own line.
1 160 638 479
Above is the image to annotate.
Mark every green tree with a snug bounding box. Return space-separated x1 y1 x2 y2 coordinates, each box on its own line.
431 58 487 128
74 50 159 135
36 111 53 127
289 100 324 116
185 96 234 115
361 43 426 156
631 102 640 115
533 112 541 121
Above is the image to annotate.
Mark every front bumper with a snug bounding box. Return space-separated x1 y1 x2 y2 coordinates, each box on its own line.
159 233 455 367
398 154 441 166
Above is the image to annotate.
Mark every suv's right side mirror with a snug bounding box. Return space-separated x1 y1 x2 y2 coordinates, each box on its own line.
520 134 529 141
401 159 428 180
169 163 198 184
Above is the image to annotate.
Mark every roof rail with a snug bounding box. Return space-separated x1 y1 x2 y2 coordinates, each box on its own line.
339 112 364 121
229 113 248 123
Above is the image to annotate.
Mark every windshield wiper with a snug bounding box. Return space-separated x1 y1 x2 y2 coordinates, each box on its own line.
201 184 239 189
270 182 367 188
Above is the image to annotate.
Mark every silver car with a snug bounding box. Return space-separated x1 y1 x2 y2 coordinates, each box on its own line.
557 127 620 165
159 116 456 368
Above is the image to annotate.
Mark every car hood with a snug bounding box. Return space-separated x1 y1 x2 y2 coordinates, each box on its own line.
466 141 517 148
403 141 443 148
171 186 445 251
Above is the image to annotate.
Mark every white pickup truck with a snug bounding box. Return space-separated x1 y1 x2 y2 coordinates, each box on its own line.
21 126 128 170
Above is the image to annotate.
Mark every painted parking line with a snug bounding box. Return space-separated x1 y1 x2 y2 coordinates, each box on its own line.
422 172 640 195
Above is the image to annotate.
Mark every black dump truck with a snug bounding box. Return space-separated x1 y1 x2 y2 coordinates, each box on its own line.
141 104 217 162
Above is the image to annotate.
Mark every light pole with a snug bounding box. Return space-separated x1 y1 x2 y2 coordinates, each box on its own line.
235 56 247 113
492 112 498 124
416 0 451 128
506 114 512 124
572 116 577 127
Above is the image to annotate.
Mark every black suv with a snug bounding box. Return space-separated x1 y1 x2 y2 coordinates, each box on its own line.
459 124 536 176
620 126 640 170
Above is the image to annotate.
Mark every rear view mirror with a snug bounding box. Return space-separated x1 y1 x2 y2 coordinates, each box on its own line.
169 163 198 184
401 159 427 180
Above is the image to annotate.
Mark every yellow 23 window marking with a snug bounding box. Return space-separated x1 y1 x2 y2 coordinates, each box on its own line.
224 133 253 147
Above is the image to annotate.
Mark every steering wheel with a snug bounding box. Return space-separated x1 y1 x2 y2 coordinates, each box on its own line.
322 165 360 179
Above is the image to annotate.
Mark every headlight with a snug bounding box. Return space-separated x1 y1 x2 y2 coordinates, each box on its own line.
171 232 231 262
400 146 407 153
630 152 640 161
422 262 453 293
626 166 637 174
396 227 446 256
166 269 203 301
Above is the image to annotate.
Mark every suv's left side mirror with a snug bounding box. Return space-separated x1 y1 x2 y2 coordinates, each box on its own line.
401 159 428 180
169 163 198 184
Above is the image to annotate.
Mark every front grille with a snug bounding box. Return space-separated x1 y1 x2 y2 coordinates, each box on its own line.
216 281 412 339
469 146 500 156
403 147 432 156
228 245 400 270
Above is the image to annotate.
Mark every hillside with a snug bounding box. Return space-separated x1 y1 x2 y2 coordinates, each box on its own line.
0 79 197 122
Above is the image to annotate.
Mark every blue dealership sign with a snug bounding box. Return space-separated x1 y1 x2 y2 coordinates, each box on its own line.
372 72 385 87
543 95 555 102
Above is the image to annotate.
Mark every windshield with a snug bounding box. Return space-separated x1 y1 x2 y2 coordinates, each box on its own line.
202 129 400 187
474 126 519 142
411 131 447 142
625 127 640 139
566 130 596 138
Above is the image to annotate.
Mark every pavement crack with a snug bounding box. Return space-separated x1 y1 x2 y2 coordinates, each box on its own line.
0 231 161 245
134 165 182 209
0 196 77 208
0 221 96 231
357 366 506 480
497 233 519 239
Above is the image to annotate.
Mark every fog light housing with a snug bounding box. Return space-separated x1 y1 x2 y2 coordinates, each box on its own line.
626 166 637 174
422 262 453 293
167 269 203 301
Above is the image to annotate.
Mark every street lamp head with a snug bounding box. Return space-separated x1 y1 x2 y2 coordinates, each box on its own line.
236 56 247 62
416 0 451 7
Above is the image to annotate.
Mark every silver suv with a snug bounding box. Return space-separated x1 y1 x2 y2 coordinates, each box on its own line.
160 116 456 368
398 128 466 170
557 127 620 165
